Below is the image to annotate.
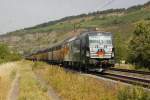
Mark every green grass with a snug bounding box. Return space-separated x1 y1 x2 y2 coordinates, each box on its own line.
115 64 150 71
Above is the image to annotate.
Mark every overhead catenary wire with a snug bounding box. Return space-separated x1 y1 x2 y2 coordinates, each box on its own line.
73 0 116 31
95 0 116 11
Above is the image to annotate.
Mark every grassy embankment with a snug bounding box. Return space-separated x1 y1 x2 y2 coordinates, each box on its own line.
18 61 51 100
0 62 17 99
32 61 150 100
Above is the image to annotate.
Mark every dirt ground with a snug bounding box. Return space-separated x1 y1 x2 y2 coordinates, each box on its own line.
0 61 60 100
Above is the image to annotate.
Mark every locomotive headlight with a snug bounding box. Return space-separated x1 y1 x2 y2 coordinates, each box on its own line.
112 52 114 57
110 48 112 52
86 51 90 57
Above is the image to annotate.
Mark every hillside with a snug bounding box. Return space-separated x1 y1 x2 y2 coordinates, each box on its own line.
0 1 150 57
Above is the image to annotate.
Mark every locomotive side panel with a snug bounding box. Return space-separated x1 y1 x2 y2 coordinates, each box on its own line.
63 43 71 61
34 52 48 61
80 35 89 64
42 52 48 61
53 50 60 61
71 39 80 62
48 51 53 61
52 46 63 63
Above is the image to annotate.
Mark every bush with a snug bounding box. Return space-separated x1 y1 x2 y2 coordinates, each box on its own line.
129 21 150 68
117 87 150 100
114 33 127 63
0 43 21 64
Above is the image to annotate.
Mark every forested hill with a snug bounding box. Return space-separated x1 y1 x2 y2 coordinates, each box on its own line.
0 1 150 58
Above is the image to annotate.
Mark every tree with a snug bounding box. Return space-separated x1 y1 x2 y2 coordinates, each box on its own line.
129 21 150 68
0 44 10 62
0 43 21 63
114 33 127 64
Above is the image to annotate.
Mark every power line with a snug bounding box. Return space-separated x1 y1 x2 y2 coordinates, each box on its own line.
96 0 116 11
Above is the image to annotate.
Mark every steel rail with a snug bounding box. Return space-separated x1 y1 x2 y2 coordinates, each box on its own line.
51 64 150 89
108 68 150 75
91 71 150 89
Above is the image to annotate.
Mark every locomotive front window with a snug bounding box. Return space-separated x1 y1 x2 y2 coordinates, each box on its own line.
89 35 112 45
89 40 112 44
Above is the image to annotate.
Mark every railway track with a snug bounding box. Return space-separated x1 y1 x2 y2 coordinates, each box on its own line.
89 68 150 89
108 68 150 75
56 65 150 89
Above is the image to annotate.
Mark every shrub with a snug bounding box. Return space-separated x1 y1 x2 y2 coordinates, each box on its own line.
129 21 150 68
117 87 150 100
0 43 21 64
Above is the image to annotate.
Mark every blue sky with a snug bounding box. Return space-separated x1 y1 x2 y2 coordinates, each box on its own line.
0 0 149 34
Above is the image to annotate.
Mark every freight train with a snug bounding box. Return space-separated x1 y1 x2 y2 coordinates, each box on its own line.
26 31 115 71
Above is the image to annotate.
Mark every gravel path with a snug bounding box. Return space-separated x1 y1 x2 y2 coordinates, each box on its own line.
7 73 20 100
35 73 61 100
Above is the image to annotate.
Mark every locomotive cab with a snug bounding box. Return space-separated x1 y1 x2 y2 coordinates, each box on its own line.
87 32 115 69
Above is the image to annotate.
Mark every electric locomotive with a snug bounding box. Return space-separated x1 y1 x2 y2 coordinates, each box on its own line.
27 31 115 71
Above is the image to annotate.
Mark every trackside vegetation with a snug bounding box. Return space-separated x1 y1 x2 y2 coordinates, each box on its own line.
32 61 150 100
114 20 150 70
0 60 149 99
33 62 119 100
128 21 150 68
117 87 150 100
18 61 51 100
0 44 21 64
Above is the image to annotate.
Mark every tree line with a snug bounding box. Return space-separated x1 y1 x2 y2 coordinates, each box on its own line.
0 44 21 64
115 21 150 69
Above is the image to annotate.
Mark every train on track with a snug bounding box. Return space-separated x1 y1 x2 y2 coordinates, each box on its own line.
26 31 115 71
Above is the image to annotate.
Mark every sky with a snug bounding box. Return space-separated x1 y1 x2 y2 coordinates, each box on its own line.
0 0 149 34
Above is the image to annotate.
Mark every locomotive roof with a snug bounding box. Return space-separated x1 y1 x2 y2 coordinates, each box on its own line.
80 31 112 36
64 31 112 42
